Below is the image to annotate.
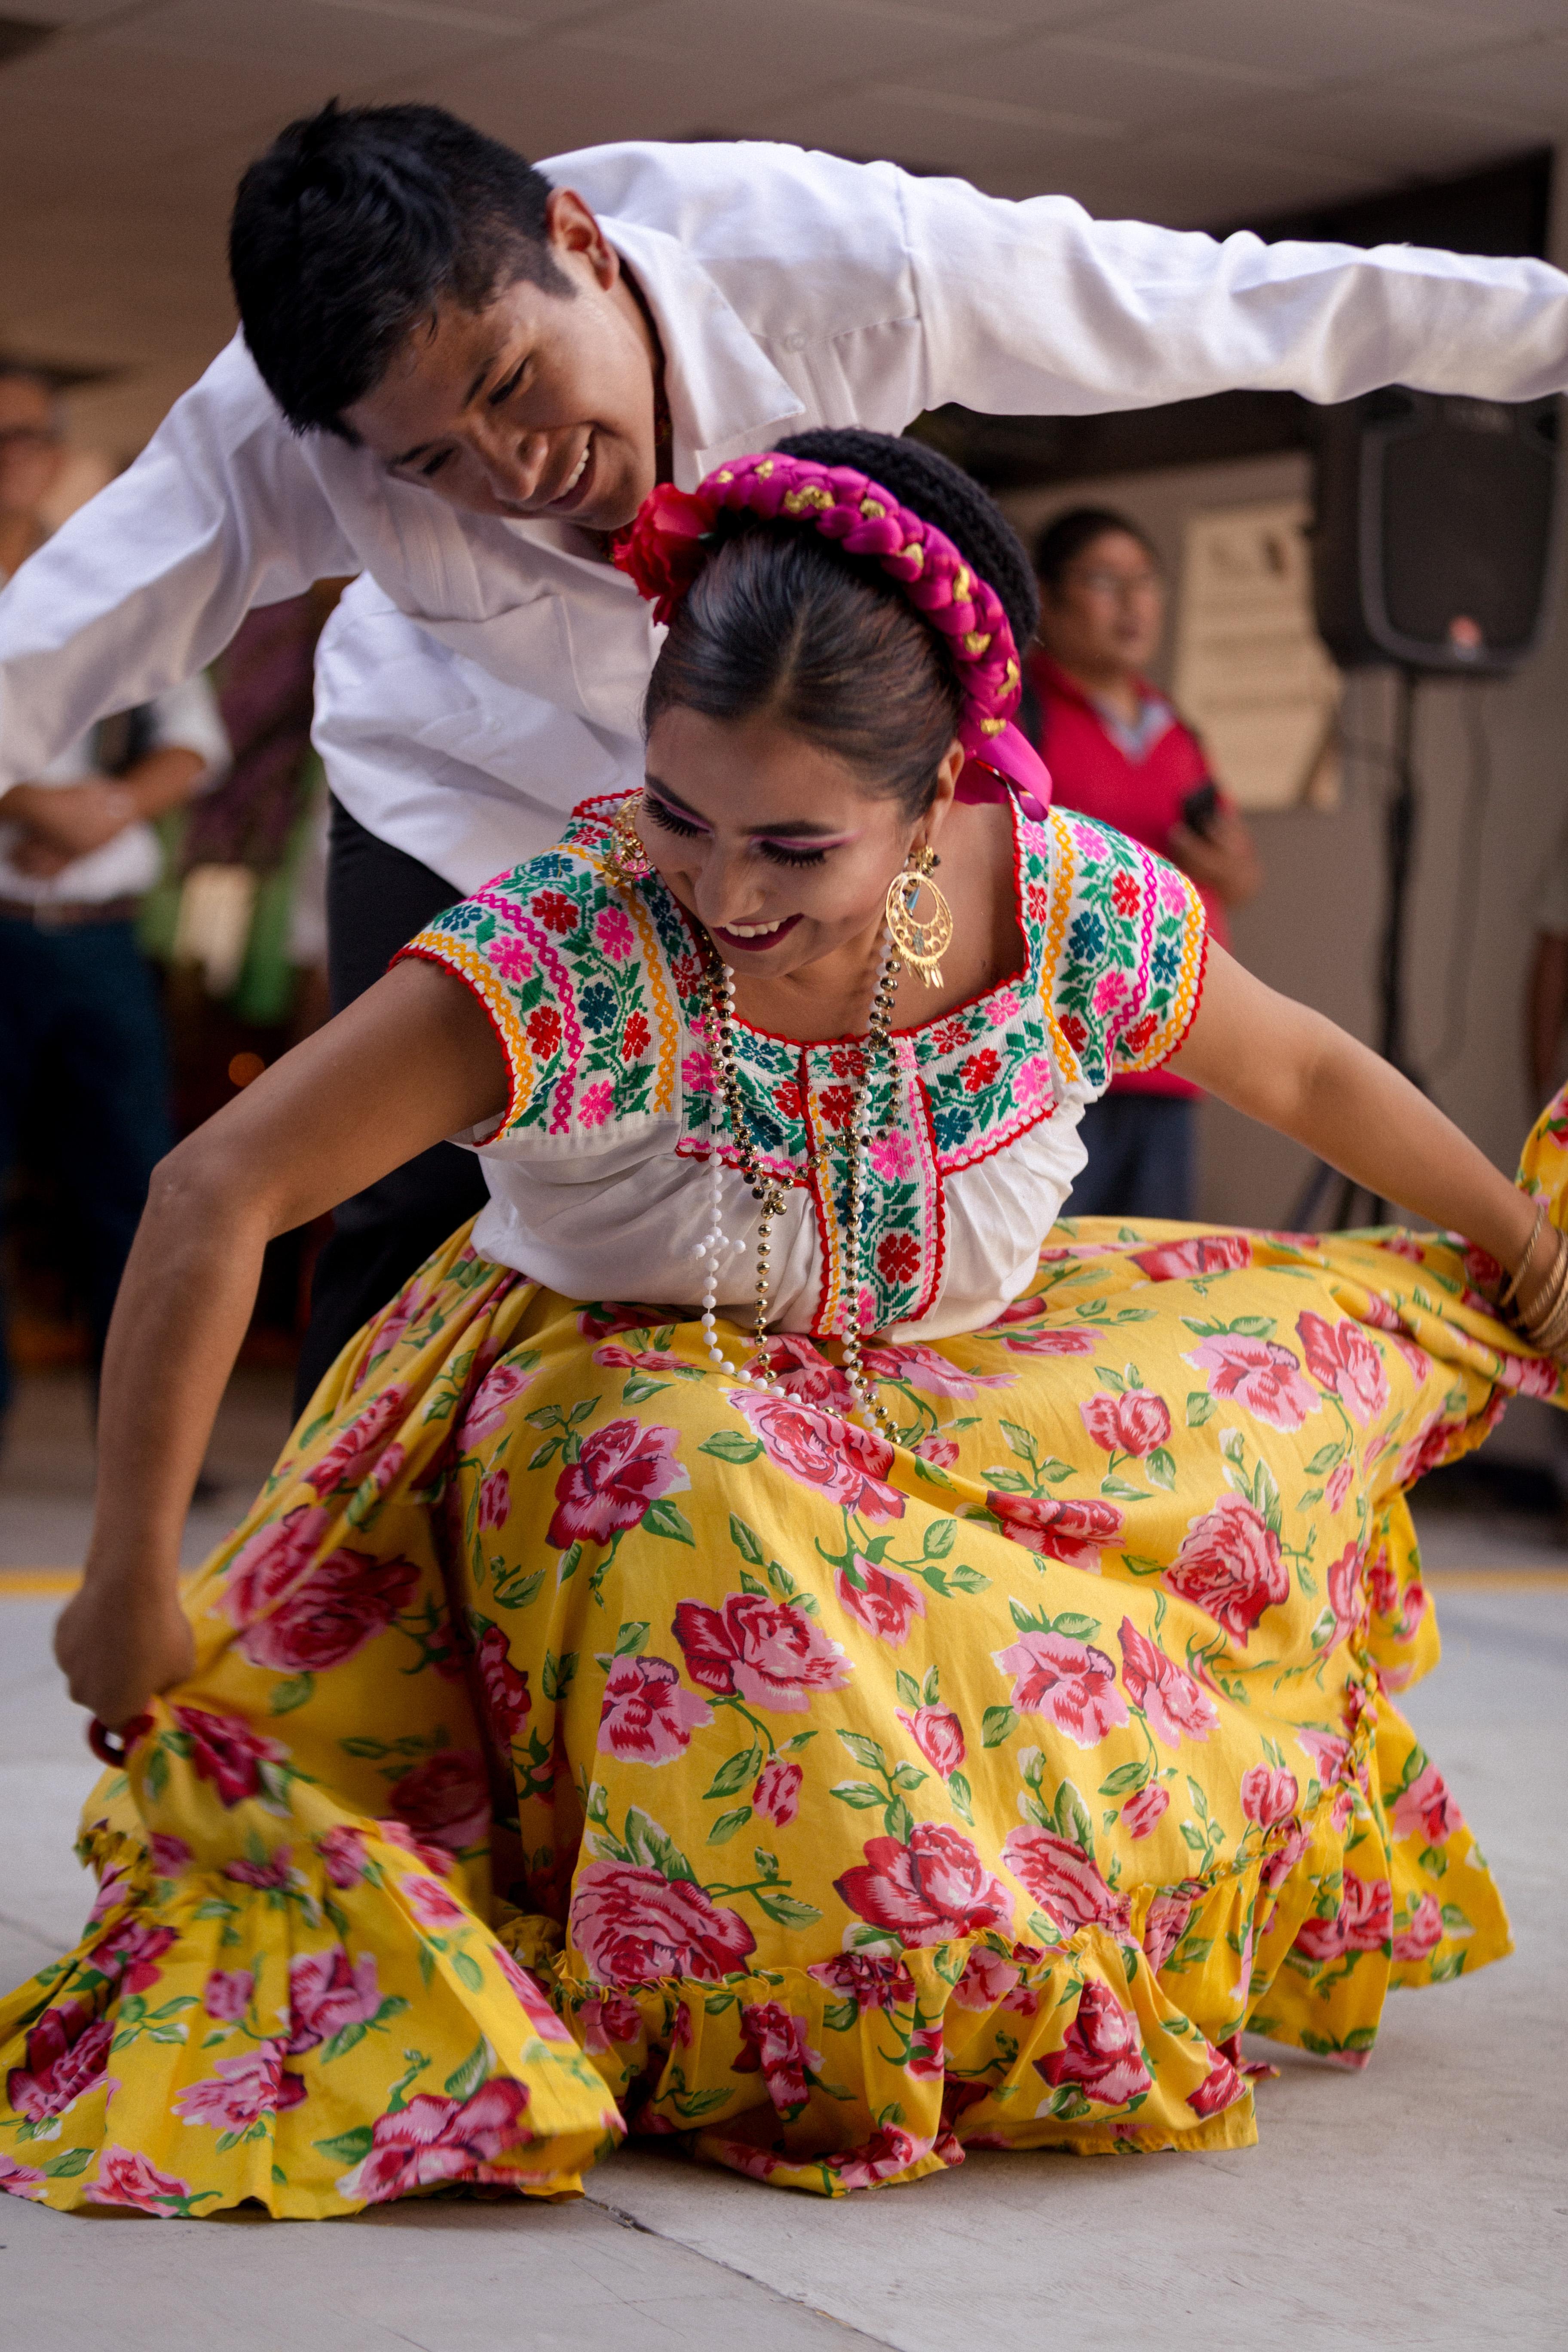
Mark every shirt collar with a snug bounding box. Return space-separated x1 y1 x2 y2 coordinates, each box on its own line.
603 214 806 483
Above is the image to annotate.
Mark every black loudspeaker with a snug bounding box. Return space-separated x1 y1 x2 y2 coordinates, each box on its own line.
1312 387 1559 674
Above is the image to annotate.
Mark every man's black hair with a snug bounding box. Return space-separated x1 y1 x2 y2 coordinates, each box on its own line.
1034 505 1159 593
230 100 572 439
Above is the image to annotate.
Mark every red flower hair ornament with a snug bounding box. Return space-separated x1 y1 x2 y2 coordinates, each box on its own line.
613 454 1052 818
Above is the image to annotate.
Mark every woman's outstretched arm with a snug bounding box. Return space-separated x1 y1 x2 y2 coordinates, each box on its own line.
1167 943 1547 1280
54 957 506 1728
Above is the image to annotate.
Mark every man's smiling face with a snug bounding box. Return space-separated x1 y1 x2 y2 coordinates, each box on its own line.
342 187 660 533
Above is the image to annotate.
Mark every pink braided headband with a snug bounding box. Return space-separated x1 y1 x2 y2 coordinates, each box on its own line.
613 453 1052 817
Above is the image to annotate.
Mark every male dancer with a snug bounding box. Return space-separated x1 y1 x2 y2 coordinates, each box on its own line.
4 100 1568 1397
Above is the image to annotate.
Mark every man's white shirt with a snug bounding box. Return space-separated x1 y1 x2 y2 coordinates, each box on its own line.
4 139 1568 891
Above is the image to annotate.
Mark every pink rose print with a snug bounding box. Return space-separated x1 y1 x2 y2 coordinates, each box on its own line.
380 1819 455 1875
597 1654 713 1763
986 1490 1124 1572
916 1434 960 1469
1293 1871 1392 1963
337 2079 535 2205
86 1862 130 1926
546 1417 689 1549
226 1847 297 1893
202 1968 254 2023
474 1625 532 1744
1036 1982 1151 2109
820 2124 928 2190
1002 1326 1097 1358
477 1467 511 1531
459 1359 537 1446
897 1705 966 1780
950 1945 1036 2015
0 2151 46 2200
732 1389 904 1523
1163 1493 1288 1644
238 1548 421 1676
91 2146 203 2216
171 1707 288 1808
222 1502 332 1627
571 1861 757 1984
318 1825 370 1888
173 2041 306 2132
1296 1311 1390 1425
1323 1539 1366 1648
753 1756 803 1826
1240 1765 1299 1826
1000 1827 1131 1936
674 1592 851 1713
492 1943 574 2043
579 1991 645 2054
1392 1410 1466 1490
1131 1233 1251 1282
992 1632 1129 1746
1121 1784 1170 1839
387 1750 490 1852
1392 1893 1444 1963
1295 1726 1352 1788
92 1920 177 1994
806 1952 915 2012
1392 1761 1462 1846
595 904 635 960
1116 1618 1218 1749
756 1334 854 1414
1188 2048 1248 2119
732 2001 818 2116
834 1824 1013 1945
146 1833 191 1880
285 1947 383 2052
403 1875 467 1932
1184 1332 1317 1431
593 1344 689 1375
1080 1389 1171 1458
860 1342 1013 1399
7 2004 113 2121
303 1384 407 1497
1143 1893 1194 1971
1326 1459 1354 1515
836 1557 926 1649
1259 1819 1309 1896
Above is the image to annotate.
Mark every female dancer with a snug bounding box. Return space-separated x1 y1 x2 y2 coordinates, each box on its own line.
3 430 1564 2216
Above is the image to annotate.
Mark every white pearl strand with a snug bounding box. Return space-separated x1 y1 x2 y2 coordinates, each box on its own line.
695 941 901 1434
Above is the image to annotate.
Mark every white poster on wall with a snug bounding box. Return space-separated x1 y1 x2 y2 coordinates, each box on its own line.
1172 497 1343 812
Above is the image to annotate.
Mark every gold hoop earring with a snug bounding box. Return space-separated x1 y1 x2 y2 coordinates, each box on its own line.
603 792 651 887
885 843 953 988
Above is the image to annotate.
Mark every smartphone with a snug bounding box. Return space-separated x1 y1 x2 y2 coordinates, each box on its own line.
1180 780 1220 839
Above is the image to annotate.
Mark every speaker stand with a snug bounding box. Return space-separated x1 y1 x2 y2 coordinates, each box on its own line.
1289 667 1423 1233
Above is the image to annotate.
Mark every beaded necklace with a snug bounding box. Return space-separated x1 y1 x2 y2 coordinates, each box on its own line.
698 941 903 1439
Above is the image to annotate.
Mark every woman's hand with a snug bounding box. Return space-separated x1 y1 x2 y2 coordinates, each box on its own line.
54 1571 195 1730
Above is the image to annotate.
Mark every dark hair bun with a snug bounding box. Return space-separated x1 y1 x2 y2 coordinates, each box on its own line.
775 428 1038 658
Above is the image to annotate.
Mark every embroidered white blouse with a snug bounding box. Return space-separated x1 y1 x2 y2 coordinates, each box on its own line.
405 796 1208 1339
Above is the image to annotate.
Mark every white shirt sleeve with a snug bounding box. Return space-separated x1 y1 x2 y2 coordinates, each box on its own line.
0 335 355 789
141 670 233 792
896 171 1568 418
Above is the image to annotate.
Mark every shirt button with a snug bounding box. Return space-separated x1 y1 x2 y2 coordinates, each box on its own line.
783 333 806 352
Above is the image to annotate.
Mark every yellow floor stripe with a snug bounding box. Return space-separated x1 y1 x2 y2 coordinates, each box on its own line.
0 1571 82 1595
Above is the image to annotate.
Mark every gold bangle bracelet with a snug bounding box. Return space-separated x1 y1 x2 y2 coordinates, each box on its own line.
1502 1201 1548 1310
1520 1231 1568 1335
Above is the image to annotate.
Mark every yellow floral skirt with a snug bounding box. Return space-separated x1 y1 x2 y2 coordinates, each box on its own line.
5 1099 1566 2217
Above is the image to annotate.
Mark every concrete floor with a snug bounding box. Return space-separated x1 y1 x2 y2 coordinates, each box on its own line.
1 1370 1565 2350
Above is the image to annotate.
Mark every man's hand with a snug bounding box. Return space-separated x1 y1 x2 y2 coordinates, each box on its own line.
1167 807 1263 908
54 1572 194 1729
0 778 137 864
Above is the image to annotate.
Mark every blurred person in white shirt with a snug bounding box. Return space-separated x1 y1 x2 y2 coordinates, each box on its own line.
0 367 229 1425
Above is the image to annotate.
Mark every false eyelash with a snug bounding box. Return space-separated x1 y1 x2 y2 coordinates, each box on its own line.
758 841 828 868
644 798 706 840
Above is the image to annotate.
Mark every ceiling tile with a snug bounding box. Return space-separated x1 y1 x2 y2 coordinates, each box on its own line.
1392 34 1568 129
1192 84 1547 182
1088 0 1491 83
890 27 1298 139
93 0 521 78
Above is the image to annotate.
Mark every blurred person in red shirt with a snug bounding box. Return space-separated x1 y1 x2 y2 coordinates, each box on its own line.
1028 507 1262 1219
